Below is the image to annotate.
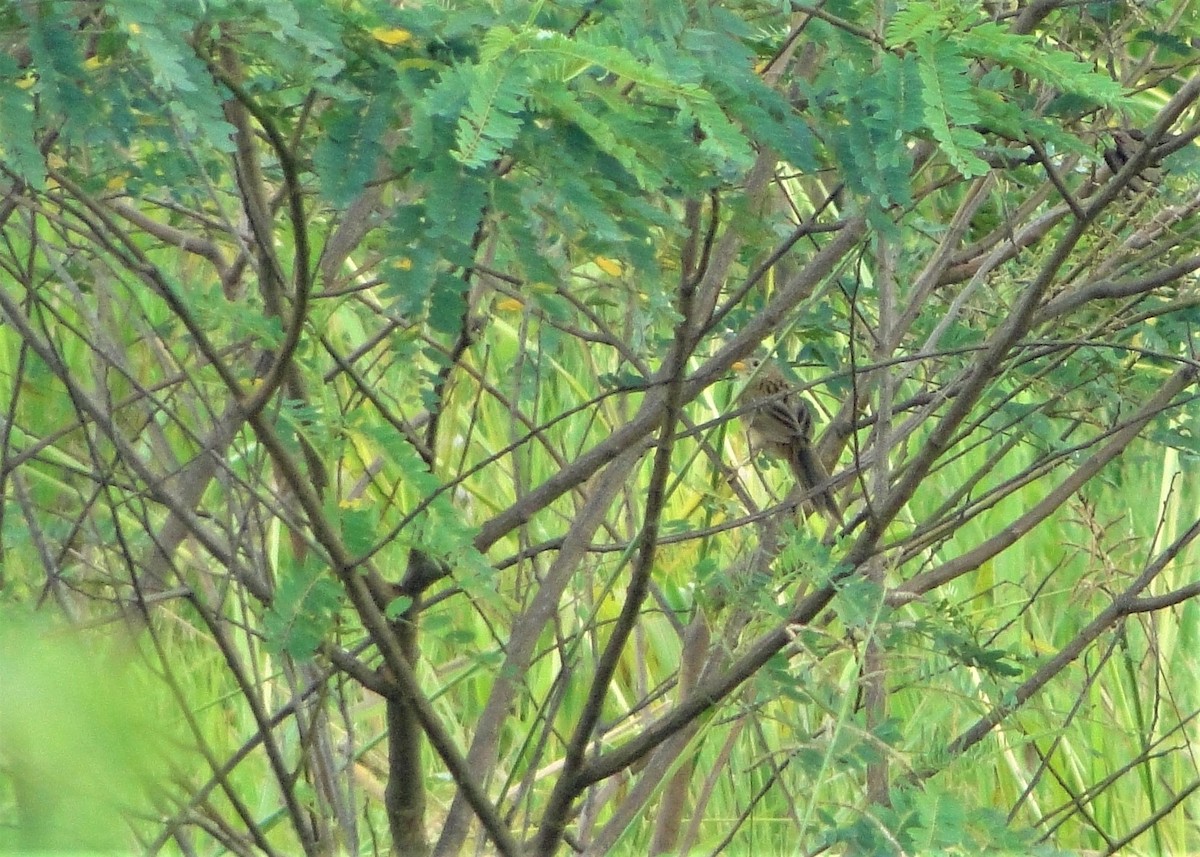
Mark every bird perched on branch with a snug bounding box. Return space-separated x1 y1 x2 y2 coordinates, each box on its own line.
732 357 842 523
1102 128 1164 195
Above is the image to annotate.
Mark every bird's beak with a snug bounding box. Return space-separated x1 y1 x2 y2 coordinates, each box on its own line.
731 360 747 372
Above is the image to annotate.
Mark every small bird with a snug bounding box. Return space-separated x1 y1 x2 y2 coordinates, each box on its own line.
732 357 842 523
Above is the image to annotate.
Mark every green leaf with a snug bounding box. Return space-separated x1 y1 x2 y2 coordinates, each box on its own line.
340 505 379 556
833 576 886 630
110 0 236 151
960 23 1127 108
537 87 658 188
21 10 89 122
264 560 344 659
885 2 949 46
0 59 43 188
825 54 921 209
453 58 527 168
313 88 391 205
429 273 467 334
386 595 414 619
916 36 990 177
516 29 702 93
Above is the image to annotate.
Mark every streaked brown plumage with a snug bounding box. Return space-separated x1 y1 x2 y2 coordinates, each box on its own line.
733 357 842 523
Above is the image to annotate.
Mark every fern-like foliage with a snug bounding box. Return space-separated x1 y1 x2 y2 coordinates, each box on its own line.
439 22 781 176
959 23 1126 107
264 559 344 660
916 35 989 177
821 52 924 212
884 1 948 45
878 1 1132 181
454 58 527 168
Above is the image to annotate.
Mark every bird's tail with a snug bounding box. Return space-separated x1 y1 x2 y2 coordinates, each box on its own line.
791 445 842 524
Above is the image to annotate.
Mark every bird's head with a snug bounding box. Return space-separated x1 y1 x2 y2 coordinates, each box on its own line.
731 356 763 376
